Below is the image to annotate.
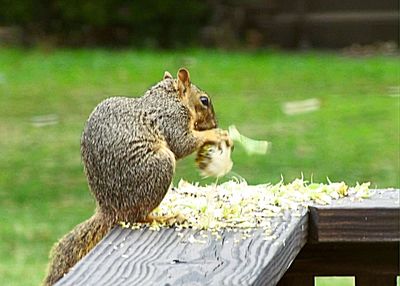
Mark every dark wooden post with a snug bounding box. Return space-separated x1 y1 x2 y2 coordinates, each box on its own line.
277 274 314 286
295 0 309 49
355 275 397 286
279 189 400 286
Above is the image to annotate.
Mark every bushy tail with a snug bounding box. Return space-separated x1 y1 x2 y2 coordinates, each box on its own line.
43 212 113 285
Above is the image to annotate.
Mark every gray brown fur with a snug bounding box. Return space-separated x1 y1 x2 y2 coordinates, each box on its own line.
43 69 229 285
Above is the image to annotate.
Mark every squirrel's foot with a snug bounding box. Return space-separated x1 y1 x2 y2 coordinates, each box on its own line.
144 213 186 226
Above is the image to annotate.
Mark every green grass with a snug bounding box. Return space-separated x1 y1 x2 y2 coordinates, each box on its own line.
0 48 398 285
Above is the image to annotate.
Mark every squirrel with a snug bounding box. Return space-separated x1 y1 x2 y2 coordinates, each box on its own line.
43 68 232 285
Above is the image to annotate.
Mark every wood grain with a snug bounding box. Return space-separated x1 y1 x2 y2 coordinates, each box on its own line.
56 210 308 286
309 189 400 242
56 189 399 285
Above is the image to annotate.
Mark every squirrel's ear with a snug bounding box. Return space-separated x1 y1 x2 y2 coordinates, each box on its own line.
177 68 191 97
163 71 173 80
178 68 190 87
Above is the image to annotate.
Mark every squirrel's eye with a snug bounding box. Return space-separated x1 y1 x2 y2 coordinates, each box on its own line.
200 96 209 107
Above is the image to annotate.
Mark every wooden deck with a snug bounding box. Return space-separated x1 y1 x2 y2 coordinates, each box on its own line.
205 0 399 49
56 189 399 286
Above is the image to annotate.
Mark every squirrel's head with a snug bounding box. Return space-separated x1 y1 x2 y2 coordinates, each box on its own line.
164 68 218 131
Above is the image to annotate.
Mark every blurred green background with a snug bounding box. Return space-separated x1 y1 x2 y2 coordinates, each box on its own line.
0 48 398 285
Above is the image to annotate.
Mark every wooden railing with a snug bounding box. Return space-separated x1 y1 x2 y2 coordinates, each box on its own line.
56 189 399 286
203 0 398 49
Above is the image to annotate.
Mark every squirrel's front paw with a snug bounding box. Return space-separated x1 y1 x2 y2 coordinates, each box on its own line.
217 129 233 148
207 129 233 149
194 128 233 149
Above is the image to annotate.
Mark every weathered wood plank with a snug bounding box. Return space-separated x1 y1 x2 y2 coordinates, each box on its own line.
56 210 308 286
309 189 400 242
56 189 399 285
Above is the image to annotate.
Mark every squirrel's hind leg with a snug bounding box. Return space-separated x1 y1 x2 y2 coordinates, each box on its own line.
120 139 176 223
143 213 186 225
